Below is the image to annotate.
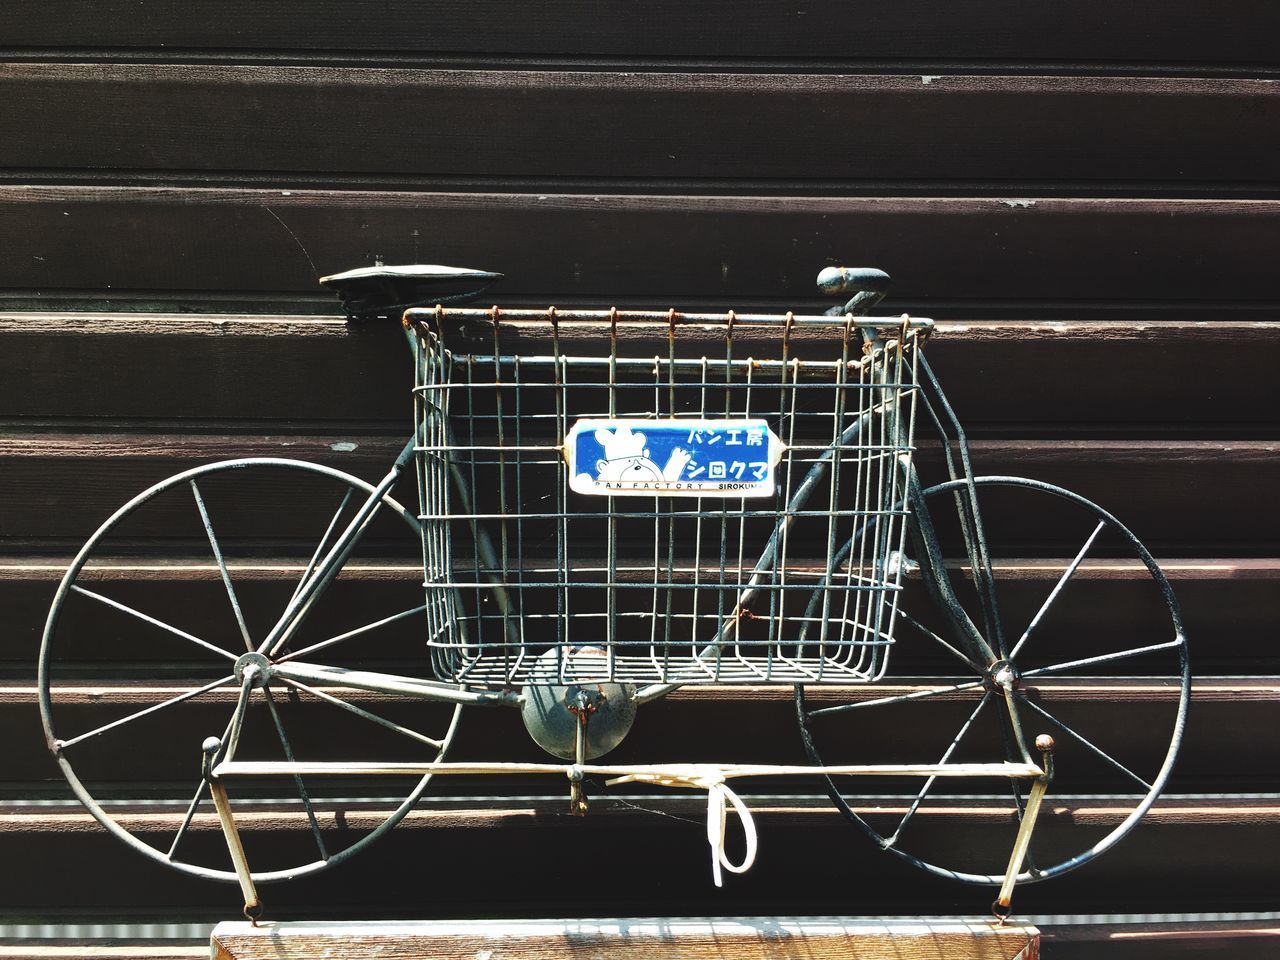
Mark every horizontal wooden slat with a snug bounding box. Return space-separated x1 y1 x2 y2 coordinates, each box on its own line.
6 551 1277 583
0 950 204 960
59 794 1268 831
20 677 1267 708
10 803 1269 839
1 434 1274 552
6 679 1259 788
1044 918 1280 958
15 795 1268 833
2 2 1279 66
4 66 1278 183
7 557 1273 677
5 189 1280 303
0 800 1274 916
0 677 1265 789
3 317 1276 429
7 677 1258 720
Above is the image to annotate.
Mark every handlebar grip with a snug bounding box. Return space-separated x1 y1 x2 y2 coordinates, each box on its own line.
816 266 892 297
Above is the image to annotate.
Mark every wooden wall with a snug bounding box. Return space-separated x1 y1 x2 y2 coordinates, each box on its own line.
1 3 1277 955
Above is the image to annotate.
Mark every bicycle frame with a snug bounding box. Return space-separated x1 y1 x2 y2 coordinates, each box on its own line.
32 257 1190 929
200 307 1057 921
249 316 1015 712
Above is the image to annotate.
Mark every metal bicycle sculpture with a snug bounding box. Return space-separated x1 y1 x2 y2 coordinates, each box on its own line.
39 264 1189 920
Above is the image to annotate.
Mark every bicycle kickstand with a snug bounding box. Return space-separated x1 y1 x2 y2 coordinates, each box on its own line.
992 734 1055 923
203 737 264 924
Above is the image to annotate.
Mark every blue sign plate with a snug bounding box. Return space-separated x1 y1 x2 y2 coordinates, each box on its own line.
566 418 783 498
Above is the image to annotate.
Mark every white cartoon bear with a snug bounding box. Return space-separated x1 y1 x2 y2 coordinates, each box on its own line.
583 424 691 486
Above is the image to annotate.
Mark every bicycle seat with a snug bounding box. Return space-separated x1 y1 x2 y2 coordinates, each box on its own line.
319 264 502 320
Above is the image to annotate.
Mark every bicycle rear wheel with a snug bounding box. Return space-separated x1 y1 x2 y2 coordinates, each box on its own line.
40 459 462 883
795 476 1189 884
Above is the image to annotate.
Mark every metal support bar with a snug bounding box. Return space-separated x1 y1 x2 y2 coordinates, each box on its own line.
213 759 1045 780
204 739 262 923
992 735 1056 921
270 661 521 707
205 753 1046 902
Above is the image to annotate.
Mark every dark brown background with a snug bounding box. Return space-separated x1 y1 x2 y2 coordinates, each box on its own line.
1 3 1277 956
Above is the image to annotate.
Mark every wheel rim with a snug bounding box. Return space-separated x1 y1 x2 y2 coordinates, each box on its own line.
796 475 1190 884
39 458 464 883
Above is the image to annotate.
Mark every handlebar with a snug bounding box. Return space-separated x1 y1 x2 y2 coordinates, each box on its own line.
817 266 891 317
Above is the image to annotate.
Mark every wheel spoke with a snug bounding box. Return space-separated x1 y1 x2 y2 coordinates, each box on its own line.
222 672 256 762
279 678 444 750
884 692 991 848
275 604 429 665
1001 685 1034 764
260 474 395 658
166 779 207 861
289 489 354 607
896 608 984 672
262 688 328 860
806 678 986 718
190 479 255 653
58 675 235 749
1008 521 1105 662
1017 694 1153 791
69 585 238 661
1019 638 1184 679
168 697 249 859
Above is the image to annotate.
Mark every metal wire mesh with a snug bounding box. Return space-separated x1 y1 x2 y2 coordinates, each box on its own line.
410 308 925 686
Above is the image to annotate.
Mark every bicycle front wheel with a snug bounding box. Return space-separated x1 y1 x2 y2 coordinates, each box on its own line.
39 458 462 883
795 476 1189 884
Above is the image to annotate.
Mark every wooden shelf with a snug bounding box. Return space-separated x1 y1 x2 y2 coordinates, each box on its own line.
210 918 1039 960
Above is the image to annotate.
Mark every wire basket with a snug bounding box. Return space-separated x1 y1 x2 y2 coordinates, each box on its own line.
409 307 926 687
